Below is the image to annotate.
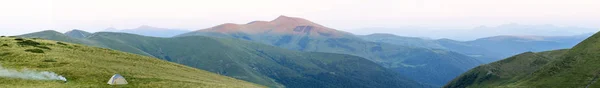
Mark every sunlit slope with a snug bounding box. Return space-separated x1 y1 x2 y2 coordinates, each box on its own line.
515 32 600 87
445 31 600 88
0 37 264 88
444 49 568 88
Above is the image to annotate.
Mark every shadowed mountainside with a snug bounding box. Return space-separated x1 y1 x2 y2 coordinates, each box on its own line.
176 16 483 86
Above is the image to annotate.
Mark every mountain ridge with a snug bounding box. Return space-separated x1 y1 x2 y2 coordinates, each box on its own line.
21 30 432 88
103 25 190 37
194 15 349 38
360 33 591 63
176 16 483 87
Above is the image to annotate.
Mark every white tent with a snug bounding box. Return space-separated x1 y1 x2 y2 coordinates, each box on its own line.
107 74 128 85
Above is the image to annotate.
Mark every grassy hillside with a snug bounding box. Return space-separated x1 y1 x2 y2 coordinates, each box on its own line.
21 30 431 88
445 31 600 88
514 31 600 87
0 37 263 87
444 49 568 88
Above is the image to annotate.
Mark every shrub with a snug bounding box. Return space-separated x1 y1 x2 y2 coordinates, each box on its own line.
57 42 68 45
59 62 69 65
37 64 50 68
24 49 44 53
1 44 8 47
0 36 5 37
43 59 57 62
0 52 11 57
17 40 41 46
14 38 24 41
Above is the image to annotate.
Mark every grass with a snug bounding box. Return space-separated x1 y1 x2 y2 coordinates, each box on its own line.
445 31 600 88
444 49 568 88
512 31 600 88
0 37 264 88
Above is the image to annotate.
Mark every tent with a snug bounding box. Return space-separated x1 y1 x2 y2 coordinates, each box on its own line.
107 74 128 85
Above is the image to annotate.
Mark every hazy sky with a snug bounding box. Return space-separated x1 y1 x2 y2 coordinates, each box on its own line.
1 0 599 36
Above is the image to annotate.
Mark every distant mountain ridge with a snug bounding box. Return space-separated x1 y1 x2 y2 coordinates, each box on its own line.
103 25 190 37
177 16 483 87
352 23 598 41
64 29 91 38
360 33 592 63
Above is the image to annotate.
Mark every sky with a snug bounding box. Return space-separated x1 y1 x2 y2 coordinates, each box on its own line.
1 0 599 38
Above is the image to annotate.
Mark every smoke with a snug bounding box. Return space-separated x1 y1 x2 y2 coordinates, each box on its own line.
0 65 67 81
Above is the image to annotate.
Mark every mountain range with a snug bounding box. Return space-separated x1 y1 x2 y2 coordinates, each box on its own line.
352 23 598 41
360 33 592 63
13 15 594 87
176 15 483 86
445 31 600 87
20 30 431 88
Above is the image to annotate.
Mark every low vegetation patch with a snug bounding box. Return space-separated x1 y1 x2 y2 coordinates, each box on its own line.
24 49 44 53
15 39 52 50
14 38 24 41
17 40 41 46
56 42 68 45
42 59 57 62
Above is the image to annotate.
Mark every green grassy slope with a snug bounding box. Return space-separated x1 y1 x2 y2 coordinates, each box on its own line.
0 37 263 87
21 31 431 88
445 31 600 88
444 49 568 88
513 32 600 87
